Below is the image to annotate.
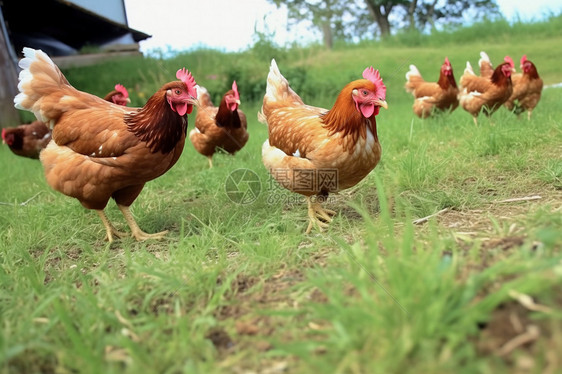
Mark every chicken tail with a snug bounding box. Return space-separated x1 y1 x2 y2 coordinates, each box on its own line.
405 64 421 79
405 64 424 93
195 85 212 107
263 59 302 106
479 51 491 67
265 59 287 102
257 109 267 125
14 48 71 127
464 61 475 75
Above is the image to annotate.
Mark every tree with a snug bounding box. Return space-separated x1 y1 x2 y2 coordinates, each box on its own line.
363 0 409 37
267 0 359 49
266 0 501 47
407 0 500 31
406 0 420 30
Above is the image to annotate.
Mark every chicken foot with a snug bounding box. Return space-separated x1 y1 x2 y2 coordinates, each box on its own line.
96 210 130 243
305 196 336 234
117 204 169 241
207 156 213 168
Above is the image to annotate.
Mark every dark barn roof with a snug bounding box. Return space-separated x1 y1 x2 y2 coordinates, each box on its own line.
1 0 150 57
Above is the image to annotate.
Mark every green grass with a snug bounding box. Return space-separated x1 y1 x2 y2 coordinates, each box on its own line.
2 16 562 374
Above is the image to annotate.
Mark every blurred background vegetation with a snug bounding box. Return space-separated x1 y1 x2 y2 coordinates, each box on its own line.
44 13 562 119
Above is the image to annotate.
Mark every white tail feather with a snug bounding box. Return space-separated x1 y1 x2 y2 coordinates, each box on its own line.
264 58 289 102
14 48 65 122
405 64 421 81
478 51 491 66
464 61 475 75
14 48 42 111
195 85 208 98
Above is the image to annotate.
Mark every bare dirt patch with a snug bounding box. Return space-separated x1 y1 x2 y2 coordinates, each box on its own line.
436 188 562 372
476 295 561 373
439 187 562 235
434 188 561 258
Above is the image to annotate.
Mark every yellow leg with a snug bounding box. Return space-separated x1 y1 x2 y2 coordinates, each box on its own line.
117 204 168 241
96 210 129 243
207 156 213 168
305 196 336 234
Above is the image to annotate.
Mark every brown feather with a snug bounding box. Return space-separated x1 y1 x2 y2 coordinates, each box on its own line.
215 90 242 129
1 120 51 159
405 61 459 118
261 65 384 197
16 49 192 211
321 79 377 152
190 87 249 159
126 82 188 154
459 62 513 118
504 60 543 116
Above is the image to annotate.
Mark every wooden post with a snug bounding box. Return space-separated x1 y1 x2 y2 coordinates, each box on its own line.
0 13 21 127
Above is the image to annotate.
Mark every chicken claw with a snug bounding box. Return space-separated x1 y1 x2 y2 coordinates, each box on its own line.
117 205 169 241
96 210 130 243
306 196 336 234
130 229 169 241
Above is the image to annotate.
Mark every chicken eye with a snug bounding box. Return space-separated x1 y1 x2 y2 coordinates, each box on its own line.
362 90 368 96
175 89 181 95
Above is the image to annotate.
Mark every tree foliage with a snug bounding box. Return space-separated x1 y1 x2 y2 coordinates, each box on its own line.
268 0 360 49
363 0 409 36
266 0 501 48
411 0 501 31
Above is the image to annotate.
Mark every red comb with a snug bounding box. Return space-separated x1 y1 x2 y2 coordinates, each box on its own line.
363 66 386 100
520 55 528 65
232 80 239 100
445 57 451 66
1 128 6 140
114 84 129 98
176 68 197 98
504 56 514 68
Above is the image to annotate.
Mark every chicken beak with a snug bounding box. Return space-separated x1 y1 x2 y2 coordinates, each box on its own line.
187 96 200 108
375 99 388 110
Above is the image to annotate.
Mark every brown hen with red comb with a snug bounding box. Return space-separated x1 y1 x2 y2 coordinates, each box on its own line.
14 47 197 242
190 80 248 168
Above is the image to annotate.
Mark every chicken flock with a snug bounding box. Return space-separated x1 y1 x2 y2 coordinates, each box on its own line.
2 47 543 240
405 51 543 124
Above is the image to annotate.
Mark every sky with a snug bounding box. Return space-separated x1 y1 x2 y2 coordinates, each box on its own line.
123 0 562 55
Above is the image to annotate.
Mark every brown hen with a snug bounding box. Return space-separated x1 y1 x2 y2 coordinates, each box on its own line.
190 81 248 168
260 59 387 233
405 57 459 118
504 55 543 120
14 47 197 242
